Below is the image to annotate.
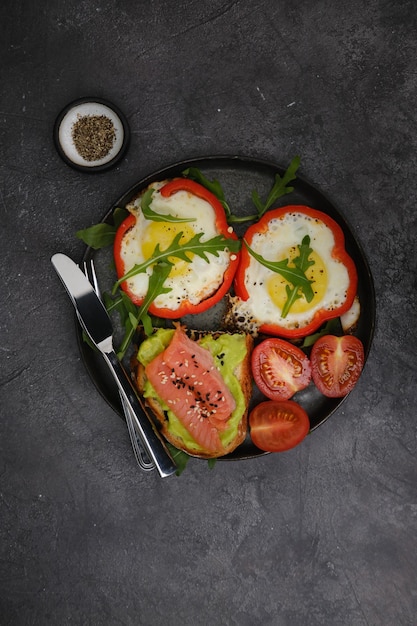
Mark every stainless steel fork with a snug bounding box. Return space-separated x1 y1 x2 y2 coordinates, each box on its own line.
82 259 155 472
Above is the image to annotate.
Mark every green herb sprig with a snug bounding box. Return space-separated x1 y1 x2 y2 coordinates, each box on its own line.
76 207 129 249
134 262 173 337
183 156 300 225
111 262 173 358
112 231 241 293
102 291 136 359
251 155 300 217
166 443 191 476
300 317 344 349
245 234 315 318
281 235 315 317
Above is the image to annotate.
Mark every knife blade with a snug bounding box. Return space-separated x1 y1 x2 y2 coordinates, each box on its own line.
51 253 177 478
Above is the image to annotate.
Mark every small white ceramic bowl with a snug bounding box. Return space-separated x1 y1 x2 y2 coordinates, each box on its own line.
54 97 130 172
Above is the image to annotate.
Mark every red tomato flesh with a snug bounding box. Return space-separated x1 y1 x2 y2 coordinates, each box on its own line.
251 338 311 401
249 400 310 452
310 334 364 398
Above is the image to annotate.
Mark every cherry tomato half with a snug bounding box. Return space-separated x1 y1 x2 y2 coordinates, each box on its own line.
310 334 365 398
249 400 310 452
251 338 311 401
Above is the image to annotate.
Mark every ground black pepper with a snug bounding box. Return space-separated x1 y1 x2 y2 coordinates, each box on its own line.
71 114 116 161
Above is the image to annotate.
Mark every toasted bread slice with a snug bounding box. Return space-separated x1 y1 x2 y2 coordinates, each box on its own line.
131 328 253 459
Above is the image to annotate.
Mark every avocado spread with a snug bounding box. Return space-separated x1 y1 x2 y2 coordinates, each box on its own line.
137 329 247 454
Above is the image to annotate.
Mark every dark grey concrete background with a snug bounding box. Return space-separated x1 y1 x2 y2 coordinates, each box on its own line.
1 1 416 624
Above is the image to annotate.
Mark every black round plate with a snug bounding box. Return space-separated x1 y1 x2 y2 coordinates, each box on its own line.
78 155 376 460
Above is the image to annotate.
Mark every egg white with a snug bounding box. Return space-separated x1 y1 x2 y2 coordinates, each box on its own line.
238 211 351 331
120 182 233 311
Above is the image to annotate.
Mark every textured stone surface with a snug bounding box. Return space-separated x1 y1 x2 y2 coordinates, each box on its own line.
1 1 416 624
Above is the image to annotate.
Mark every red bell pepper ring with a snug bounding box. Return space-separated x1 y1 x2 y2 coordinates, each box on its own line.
160 178 230 232
234 205 358 338
114 179 239 319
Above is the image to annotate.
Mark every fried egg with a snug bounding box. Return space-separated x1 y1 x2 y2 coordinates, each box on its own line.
120 181 235 311
233 209 355 335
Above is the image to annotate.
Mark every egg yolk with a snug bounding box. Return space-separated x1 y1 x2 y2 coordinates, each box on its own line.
141 222 195 277
267 247 328 314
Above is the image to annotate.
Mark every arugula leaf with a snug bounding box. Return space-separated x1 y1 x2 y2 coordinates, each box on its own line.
182 167 232 217
116 312 139 360
281 235 315 318
102 290 146 359
141 187 196 223
166 443 190 476
113 207 129 228
293 235 315 273
165 443 216 475
104 290 132 322
251 155 300 217
245 235 316 318
80 329 97 351
135 262 172 335
76 223 116 249
76 207 129 249
102 290 138 359
113 231 241 293
115 262 173 359
245 239 314 305
300 317 344 348
226 156 301 224
281 283 304 319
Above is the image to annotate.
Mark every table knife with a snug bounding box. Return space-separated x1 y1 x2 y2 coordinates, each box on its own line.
51 253 177 478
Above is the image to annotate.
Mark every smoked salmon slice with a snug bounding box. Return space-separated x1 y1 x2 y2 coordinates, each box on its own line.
145 326 236 454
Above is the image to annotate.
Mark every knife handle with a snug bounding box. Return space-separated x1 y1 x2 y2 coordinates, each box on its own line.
102 350 177 478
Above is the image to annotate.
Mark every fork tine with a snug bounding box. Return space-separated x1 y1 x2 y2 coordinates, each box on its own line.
83 259 102 300
82 261 90 285
90 259 101 299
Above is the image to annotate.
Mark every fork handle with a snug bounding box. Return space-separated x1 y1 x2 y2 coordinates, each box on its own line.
102 350 177 478
119 392 155 472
